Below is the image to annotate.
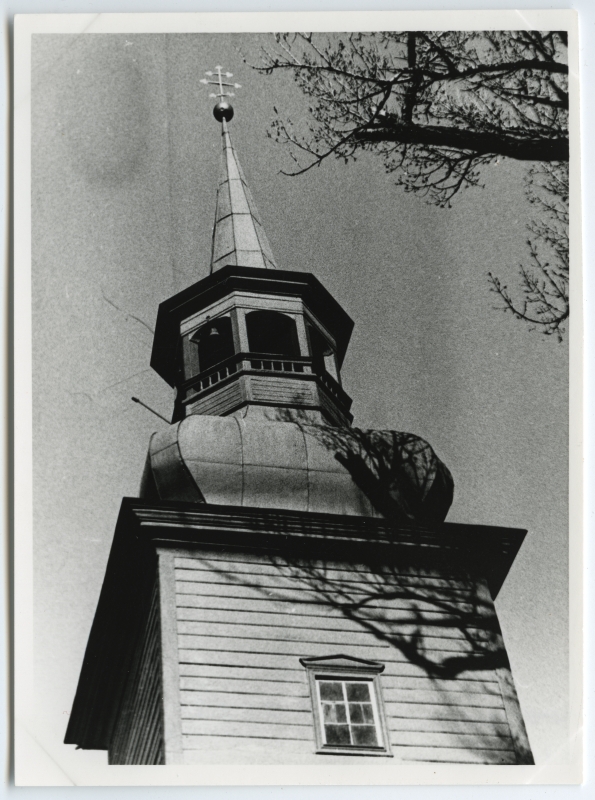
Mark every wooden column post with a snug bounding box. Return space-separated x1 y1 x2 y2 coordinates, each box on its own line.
157 550 184 765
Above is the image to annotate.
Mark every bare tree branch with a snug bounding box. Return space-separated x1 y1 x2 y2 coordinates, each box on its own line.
253 31 569 336
489 162 569 339
253 31 568 203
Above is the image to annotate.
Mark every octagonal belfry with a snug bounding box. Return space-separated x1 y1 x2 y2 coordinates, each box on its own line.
151 265 355 427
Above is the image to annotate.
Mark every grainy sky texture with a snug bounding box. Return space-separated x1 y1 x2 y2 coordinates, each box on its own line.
31 33 568 768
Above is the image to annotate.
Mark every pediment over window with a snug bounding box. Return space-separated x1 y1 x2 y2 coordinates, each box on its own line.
299 655 385 673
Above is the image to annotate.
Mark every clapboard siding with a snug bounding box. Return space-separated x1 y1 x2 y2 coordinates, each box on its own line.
177 650 495 677
176 573 476 598
177 582 478 607
171 549 520 764
394 747 518 764
176 586 478 616
180 739 517 764
187 381 243 416
177 622 485 653
381 717 512 735
177 594 485 628
176 569 476 598
178 661 498 683
108 582 165 765
181 703 511 737
248 375 314 405
177 607 488 639
390 731 513 750
182 735 315 754
182 719 314 739
178 637 479 660
381 677 500 695
384 689 503 707
181 675 307 694
180 690 309 710
178 674 499 697
178 592 481 616
175 554 474 583
179 663 305 680
182 706 313 725
179 691 506 721
385 703 508 722
175 562 477 595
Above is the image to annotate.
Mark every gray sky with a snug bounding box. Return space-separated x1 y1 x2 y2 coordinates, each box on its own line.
31 33 568 767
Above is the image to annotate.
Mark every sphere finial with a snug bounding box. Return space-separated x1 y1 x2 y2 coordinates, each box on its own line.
213 101 234 122
200 65 241 124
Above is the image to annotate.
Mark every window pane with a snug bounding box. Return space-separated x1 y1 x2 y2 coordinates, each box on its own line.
352 725 378 746
323 703 347 723
319 682 343 701
315 677 384 750
346 682 371 702
348 703 364 723
324 724 351 745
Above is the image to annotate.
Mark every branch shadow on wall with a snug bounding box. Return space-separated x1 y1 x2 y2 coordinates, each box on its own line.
197 408 532 762
201 544 531 761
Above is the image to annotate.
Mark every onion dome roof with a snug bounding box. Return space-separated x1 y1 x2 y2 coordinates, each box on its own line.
141 415 454 526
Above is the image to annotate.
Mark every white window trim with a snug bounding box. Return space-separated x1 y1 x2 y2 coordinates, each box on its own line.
300 656 393 757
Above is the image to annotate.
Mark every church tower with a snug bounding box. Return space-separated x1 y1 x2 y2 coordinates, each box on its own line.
65 70 533 766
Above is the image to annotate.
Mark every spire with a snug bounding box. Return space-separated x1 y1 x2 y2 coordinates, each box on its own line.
202 66 279 273
210 120 279 272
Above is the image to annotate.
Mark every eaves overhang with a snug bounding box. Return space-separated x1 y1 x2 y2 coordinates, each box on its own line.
64 497 527 752
150 265 355 387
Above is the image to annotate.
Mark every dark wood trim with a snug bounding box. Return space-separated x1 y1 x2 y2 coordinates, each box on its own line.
151 266 354 387
476 580 534 764
130 500 525 599
64 517 158 751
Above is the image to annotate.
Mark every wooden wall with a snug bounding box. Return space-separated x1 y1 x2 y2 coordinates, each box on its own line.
187 381 243 417
158 546 529 765
184 373 349 425
108 581 165 765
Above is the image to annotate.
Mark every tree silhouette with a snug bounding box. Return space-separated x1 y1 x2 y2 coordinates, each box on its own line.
489 161 568 339
306 422 454 525
256 32 567 201
269 406 454 525
254 31 569 337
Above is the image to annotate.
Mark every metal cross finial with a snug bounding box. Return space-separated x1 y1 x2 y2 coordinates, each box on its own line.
200 65 241 102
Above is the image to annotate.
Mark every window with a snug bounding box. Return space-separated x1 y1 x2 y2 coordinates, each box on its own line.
317 678 380 747
300 655 392 756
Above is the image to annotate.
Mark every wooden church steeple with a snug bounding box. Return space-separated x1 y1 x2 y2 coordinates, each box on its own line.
65 66 533 767
150 78 355 427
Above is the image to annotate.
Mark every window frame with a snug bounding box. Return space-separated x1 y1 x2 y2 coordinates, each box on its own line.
300 655 393 757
